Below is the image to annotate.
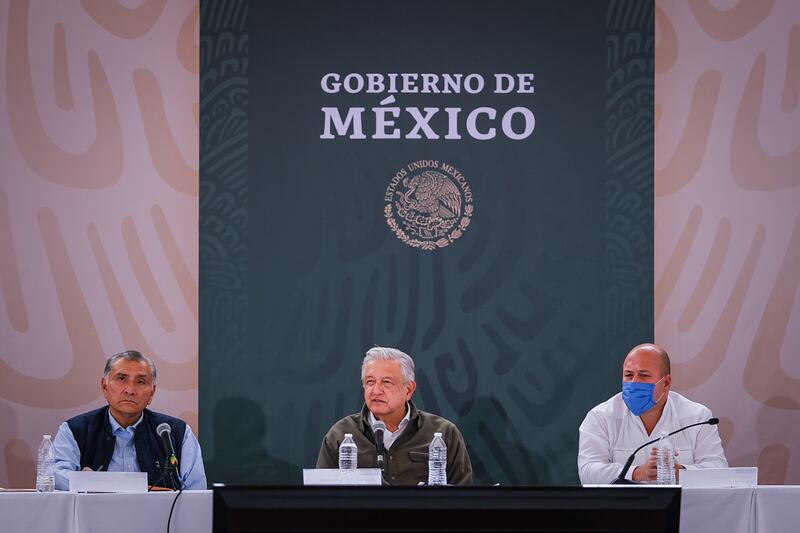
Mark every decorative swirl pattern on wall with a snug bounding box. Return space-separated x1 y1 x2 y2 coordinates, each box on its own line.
688 0 774 42
80 0 167 39
656 0 800 484
732 54 800 190
605 0 655 353
7 0 123 188
0 0 199 487
197 0 250 475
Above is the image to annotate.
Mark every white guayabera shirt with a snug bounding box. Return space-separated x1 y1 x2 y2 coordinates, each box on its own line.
578 391 728 484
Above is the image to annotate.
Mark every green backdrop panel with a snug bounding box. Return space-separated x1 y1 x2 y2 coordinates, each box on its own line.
200 0 653 485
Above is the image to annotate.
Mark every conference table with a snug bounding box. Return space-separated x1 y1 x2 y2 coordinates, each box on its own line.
1 486 797 532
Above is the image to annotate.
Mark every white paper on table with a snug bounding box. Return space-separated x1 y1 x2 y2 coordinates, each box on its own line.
302 468 382 486
67 471 148 493
680 467 758 488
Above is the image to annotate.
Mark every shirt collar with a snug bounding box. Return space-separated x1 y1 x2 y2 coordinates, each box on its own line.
368 402 411 432
625 390 673 435
107 410 145 433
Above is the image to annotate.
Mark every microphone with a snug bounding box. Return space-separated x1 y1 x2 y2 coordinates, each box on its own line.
612 418 719 484
372 421 386 454
156 423 179 470
372 421 386 474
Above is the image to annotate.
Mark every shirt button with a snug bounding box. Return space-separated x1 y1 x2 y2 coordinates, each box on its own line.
391 476 396 480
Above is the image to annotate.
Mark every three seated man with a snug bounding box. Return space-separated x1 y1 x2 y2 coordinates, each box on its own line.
50 343 726 489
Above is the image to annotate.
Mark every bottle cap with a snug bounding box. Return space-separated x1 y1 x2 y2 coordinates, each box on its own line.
434 432 442 437
43 434 51 439
344 433 352 438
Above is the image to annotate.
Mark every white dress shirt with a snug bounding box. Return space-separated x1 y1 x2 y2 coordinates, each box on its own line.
578 391 728 484
368 403 411 450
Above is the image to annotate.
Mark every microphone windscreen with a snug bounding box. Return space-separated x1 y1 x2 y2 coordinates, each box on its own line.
156 422 171 436
708 418 719 425
372 420 386 435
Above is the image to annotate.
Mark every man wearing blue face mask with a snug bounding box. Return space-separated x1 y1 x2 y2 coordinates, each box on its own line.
577 343 727 484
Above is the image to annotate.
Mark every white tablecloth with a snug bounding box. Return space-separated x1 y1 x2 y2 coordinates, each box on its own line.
74 491 212 533
1 486 797 532
0 490 211 533
680 487 756 533
754 486 800 533
0 491 75 533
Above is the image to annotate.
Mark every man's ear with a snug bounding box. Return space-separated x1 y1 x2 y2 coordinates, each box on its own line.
663 374 672 391
405 380 417 400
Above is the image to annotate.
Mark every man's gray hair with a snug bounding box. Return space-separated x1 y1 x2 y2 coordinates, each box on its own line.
361 346 415 384
103 350 157 383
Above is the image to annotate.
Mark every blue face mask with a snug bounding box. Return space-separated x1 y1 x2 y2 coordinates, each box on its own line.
621 377 665 416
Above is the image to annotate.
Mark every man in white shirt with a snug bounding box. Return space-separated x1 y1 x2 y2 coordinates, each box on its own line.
578 343 727 484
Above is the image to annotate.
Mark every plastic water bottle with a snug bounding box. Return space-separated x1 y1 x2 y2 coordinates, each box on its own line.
338 433 358 470
36 434 55 492
427 432 447 485
656 431 676 485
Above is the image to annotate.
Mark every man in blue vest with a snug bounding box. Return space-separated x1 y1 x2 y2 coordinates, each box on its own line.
53 350 206 490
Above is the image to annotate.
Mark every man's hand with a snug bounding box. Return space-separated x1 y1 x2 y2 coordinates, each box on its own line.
633 449 685 482
632 448 658 481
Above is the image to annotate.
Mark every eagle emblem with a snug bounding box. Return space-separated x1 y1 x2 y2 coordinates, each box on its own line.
384 162 473 250
400 171 461 220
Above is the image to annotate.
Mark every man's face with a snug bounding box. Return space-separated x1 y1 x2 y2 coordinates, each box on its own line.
101 359 156 425
623 348 671 406
363 359 416 421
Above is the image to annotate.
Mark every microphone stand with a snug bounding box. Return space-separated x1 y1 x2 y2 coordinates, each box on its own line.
150 459 178 491
372 426 390 485
612 418 719 484
376 452 388 484
376 437 389 485
166 460 182 490
371 421 394 485
154 426 183 490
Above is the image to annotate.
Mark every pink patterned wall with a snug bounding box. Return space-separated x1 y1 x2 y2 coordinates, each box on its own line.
1 0 798 487
0 0 198 487
656 0 800 484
